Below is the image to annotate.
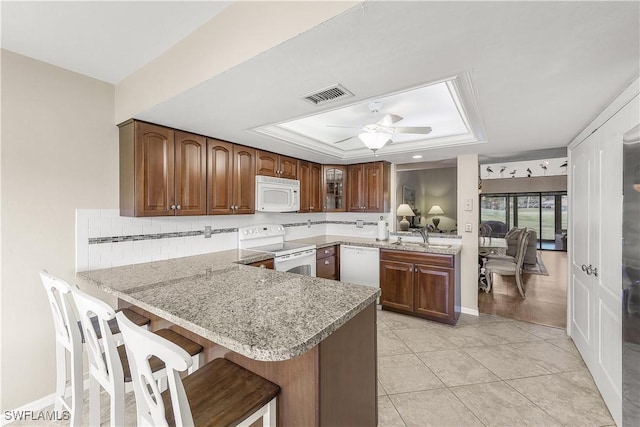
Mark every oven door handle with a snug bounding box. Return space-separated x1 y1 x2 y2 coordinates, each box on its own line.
277 249 316 260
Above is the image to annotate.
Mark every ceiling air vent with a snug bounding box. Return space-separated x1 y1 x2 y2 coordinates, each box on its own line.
301 84 354 105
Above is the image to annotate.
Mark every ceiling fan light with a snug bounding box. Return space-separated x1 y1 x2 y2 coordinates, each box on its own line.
358 132 391 151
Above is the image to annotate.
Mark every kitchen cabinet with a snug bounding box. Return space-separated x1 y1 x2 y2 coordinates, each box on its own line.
119 120 206 217
347 161 391 213
316 245 339 280
207 139 255 215
247 258 274 269
256 150 297 179
322 165 347 212
298 161 322 213
380 249 459 324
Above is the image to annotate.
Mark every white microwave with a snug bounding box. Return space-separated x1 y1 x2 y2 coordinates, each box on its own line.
255 175 300 212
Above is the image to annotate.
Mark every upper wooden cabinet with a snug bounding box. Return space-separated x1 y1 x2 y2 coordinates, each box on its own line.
322 165 347 212
298 161 322 213
256 150 297 179
207 139 255 215
119 120 206 217
347 161 391 213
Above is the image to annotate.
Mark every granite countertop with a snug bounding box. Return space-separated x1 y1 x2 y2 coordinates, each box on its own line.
289 234 462 255
76 249 379 362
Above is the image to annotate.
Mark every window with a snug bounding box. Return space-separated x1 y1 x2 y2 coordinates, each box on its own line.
480 192 567 251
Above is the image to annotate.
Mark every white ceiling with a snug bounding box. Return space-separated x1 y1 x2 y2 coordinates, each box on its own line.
2 1 639 165
1 1 230 83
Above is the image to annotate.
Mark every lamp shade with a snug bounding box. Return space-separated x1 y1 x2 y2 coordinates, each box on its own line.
359 132 391 151
428 205 445 215
396 204 415 217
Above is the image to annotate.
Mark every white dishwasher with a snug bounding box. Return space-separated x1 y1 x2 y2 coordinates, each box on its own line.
340 245 380 288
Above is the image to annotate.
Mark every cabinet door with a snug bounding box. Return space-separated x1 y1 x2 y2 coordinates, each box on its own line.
309 163 322 212
174 131 206 216
206 139 233 215
256 150 278 177
298 161 311 212
414 264 454 323
234 145 256 214
322 166 346 212
347 164 365 212
380 260 414 312
364 162 384 212
134 122 175 216
279 155 298 179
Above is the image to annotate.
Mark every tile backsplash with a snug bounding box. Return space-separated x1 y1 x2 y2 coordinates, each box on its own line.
76 209 390 272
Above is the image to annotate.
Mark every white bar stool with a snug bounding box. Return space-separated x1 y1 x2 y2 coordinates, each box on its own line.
72 287 204 426
117 311 280 427
40 271 84 427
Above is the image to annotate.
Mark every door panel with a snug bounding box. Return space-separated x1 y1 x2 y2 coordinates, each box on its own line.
380 260 414 312
364 162 383 212
572 274 591 344
256 150 278 177
310 163 322 212
234 146 256 214
175 131 206 216
414 265 452 321
347 165 364 212
298 161 310 212
207 139 233 215
135 122 174 216
279 156 298 179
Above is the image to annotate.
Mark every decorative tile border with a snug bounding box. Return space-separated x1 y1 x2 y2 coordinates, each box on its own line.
88 220 378 245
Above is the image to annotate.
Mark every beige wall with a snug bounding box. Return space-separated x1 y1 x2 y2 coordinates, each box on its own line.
457 154 479 313
1 50 118 410
396 167 457 232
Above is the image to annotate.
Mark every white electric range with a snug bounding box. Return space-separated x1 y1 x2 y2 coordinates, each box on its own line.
238 224 317 276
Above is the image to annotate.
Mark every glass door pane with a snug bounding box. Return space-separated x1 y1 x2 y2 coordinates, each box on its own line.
480 195 508 236
516 194 541 248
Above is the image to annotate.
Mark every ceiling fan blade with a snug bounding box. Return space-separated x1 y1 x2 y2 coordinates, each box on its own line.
333 135 356 144
393 126 432 135
377 114 403 127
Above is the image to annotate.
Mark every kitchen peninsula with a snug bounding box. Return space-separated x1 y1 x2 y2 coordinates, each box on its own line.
77 249 379 426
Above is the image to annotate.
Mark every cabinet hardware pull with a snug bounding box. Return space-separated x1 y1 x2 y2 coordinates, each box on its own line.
171 205 176 210
324 250 329 254
176 205 181 210
581 264 588 272
324 260 330 265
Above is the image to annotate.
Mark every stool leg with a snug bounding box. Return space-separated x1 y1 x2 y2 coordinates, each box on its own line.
54 343 65 413
89 377 100 427
188 353 201 374
69 347 83 427
265 398 277 427
111 381 125 427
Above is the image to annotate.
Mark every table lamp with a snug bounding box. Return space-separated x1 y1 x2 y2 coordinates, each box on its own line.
428 205 445 230
396 204 415 231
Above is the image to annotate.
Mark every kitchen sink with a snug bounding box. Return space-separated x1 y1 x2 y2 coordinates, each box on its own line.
390 241 451 250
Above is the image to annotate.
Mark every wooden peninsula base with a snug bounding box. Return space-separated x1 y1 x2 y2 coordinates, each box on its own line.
120 300 378 427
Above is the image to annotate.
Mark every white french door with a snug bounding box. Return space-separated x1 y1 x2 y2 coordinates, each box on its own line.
570 98 638 426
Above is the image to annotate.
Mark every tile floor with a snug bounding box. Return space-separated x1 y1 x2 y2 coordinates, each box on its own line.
13 309 613 427
377 309 614 427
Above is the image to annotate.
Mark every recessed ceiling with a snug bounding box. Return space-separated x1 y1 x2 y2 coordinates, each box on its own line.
2 1 639 165
252 75 485 160
0 1 231 83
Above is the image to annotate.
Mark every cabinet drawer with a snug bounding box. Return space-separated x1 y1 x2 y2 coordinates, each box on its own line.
247 258 274 269
380 249 454 268
317 245 337 259
317 255 337 280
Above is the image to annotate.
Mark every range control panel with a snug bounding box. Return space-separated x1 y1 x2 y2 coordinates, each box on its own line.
238 224 286 241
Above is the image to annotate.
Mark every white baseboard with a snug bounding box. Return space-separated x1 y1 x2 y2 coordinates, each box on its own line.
461 307 479 316
2 378 90 426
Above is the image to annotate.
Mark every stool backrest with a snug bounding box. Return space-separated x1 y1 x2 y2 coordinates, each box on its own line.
71 287 123 391
40 271 81 350
116 312 194 427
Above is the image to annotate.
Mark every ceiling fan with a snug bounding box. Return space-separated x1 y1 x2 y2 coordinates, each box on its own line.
328 102 432 152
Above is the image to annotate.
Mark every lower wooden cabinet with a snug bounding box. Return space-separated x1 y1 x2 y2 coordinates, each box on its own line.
247 258 274 269
317 245 339 280
380 249 459 324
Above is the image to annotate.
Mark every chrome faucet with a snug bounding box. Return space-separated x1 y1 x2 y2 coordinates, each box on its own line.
415 227 429 245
